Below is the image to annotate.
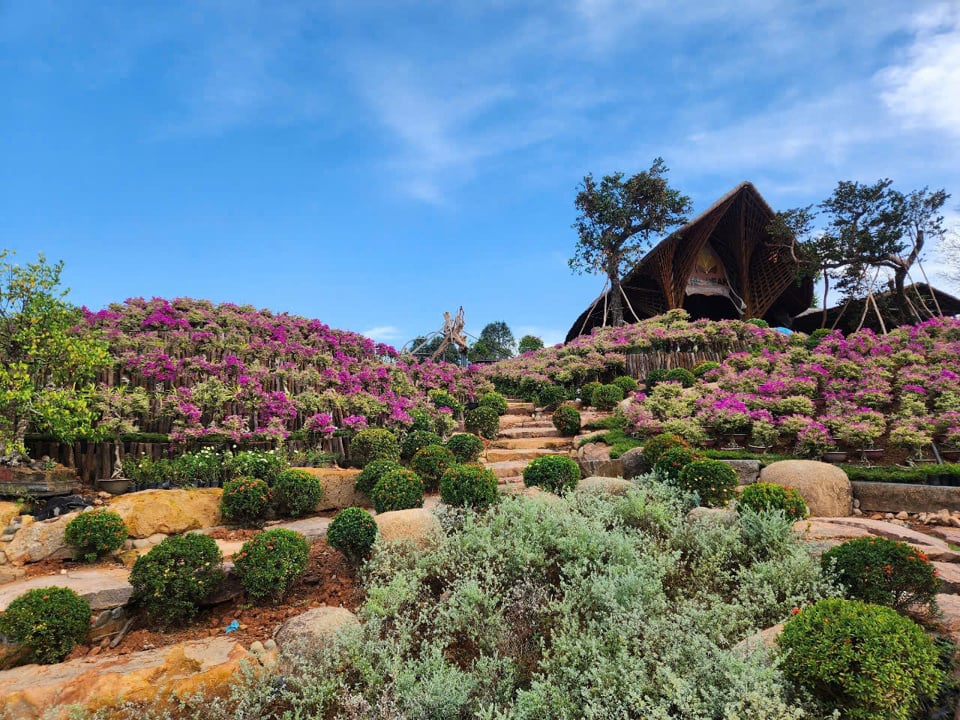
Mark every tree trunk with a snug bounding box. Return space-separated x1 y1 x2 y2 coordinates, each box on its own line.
608 273 625 326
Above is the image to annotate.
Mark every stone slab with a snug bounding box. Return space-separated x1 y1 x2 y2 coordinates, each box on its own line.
498 427 560 439
0 568 132 612
270 516 330 540
934 562 960 594
852 481 960 514
719 460 761 485
296 468 370 511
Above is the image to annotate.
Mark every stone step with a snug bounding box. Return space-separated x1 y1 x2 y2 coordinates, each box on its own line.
485 447 568 463
0 568 132 612
498 417 554 430
490 437 572 450
484 460 531 479
498 426 560 439
506 402 536 413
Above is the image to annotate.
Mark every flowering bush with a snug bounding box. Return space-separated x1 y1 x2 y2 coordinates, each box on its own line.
400 429 443 461
611 375 640 394
479 391 508 415
233 529 309 603
536 384 567 410
663 367 695 387
225 450 286 486
355 459 403 495
0 587 92 664
652 446 702 482
795 422 834 458
371 468 424 513
641 433 689 470
64 510 128 562
676 459 737 506
738 483 808 520
591 384 624 411
552 404 581 436
220 477 272 526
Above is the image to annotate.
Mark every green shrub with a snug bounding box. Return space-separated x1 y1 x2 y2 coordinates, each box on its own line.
641 432 689 470
579 381 602 407
552 404 581 437
804 327 833 350
440 464 499 509
401 429 443 461
522 455 581 495
822 536 939 612
591 383 624 411
410 444 457 492
536 384 567 410
272 468 323 518
676 459 738 506
692 361 721 378
645 368 667 388
446 433 484 463
479 391 508 416
233 528 309 603
220 476 272 526
327 507 378 562
170 447 225 488
371 468 424 513
0 587 91 664
778 598 942 720
130 534 224 628
611 375 639 394
428 389 464 417
738 482 808 520
465 406 500 440
652 446 702 482
746 317 769 328
351 428 401 467
225 449 286 485
64 509 127 562
408 411 434 433
355 459 403 495
664 367 696 387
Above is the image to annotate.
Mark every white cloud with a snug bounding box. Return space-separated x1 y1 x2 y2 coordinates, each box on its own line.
362 325 403 342
514 325 566 347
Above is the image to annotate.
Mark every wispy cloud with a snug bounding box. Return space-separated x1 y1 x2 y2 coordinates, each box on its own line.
362 325 404 342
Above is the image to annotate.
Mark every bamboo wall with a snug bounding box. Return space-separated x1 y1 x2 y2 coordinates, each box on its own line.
624 341 752 379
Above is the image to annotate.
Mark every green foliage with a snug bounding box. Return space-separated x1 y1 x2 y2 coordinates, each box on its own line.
652 445 701 482
170 447 225 487
591 383 624 411
641 432 689 470
371 468 424 513
579 381 602 407
522 454 580 494
355 459 403 495
676 459 738 507
428 389 464 417
220 476 272 526
738 483 808 520
327 507 378 562
822 536 939 612
746 317 769 328
465 406 500 440
272 468 323 518
410 444 457 492
64 509 127 562
551 404 581 437
408 410 433 433
517 334 545 354
804 327 833 350
440 464 499 509
233 529 309 603
0 586 91 664
692 361 721 378
842 463 960 484
400 429 443 461
778 598 942 720
611 375 639 394
445 433 484 463
479 391 508 416
664 367 696 387
536 384 567 410
472 321 516 361
645 368 667 388
130 534 224 628
224 450 286 485
350 428 400 468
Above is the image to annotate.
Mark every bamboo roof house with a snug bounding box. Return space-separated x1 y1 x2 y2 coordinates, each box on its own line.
566 182 814 342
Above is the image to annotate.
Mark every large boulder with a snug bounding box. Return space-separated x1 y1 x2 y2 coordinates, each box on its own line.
720 459 760 485
576 443 623 478
4 512 76 564
295 468 370 511
110 489 222 538
375 508 441 548
758 460 852 517
274 606 359 658
0 502 20 532
620 447 646 479
577 476 633 496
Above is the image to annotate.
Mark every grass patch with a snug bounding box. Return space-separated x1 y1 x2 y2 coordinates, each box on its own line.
841 463 960 485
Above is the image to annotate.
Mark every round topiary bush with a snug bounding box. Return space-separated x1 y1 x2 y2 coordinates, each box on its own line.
225 449 286 485
327 507 378 562
522 455 581 495
692 361 721 378
652 446 702 483
664 367 696 388
641 432 689 470
440 464 499 509
676 459 738 507
536 384 567 411
350 428 401 468
822 536 940 612
645 368 667 389
611 375 639 394
233 528 309 603
220 476 272 526
0 587 91 664
130 534 225 628
428 389 464 417
778 598 942 720
738 482 808 520
446 433 484 463
272 468 323 518
401 429 443 461
479 391 509 416
355 459 403 495
371 468 424 513
64 509 127 563
552 404 581 437
465 406 500 440
580 381 602 407
410 444 457 492
591 384 624 411
746 317 769 328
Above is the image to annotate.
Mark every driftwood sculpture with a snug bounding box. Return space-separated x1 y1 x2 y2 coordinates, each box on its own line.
406 308 470 362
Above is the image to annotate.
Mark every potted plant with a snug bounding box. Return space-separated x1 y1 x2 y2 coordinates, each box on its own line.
748 419 779 454
795 422 836 460
835 421 885 463
889 421 933 463
91 385 149 494
940 426 960 463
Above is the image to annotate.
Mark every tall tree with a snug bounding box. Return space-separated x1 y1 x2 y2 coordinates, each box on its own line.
569 158 691 326
469 321 515 362
517 334 544 354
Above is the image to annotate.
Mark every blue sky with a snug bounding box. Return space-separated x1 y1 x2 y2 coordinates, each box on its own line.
3 1 959 347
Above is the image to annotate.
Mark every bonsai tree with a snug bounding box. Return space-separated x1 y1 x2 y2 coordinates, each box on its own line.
91 385 150 477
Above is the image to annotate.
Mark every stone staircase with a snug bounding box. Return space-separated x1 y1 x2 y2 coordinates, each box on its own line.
481 402 577 487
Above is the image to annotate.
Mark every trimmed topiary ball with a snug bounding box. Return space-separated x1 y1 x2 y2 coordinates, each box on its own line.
428 388 464 417
822 536 940 612
692 361 721 378
130 534 225 628
350 428 401 468
641 432 689 470
401 429 444 461
611 375 639 394
272 468 323 518
64 509 127 563
536 384 567 411
652 446 702 482
371 468 424 513
645 369 667 389
676 459 738 507
355 459 403 495
552 404 581 437
465 406 500 440
738 482 808 520
664 367 696 387
479 391 509 416
440 464 499 509
579 381 602 407
778 598 942 720
0 587 91 664
446 433 484 463
327 507 378 562
591 384 624 411
220 476 272 526
410 444 457 492
233 528 309 604
522 455 581 495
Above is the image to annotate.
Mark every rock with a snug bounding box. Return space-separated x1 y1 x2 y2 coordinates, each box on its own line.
825 518 960 561
4 512 78 564
793 519 873 543
0 567 26 585
576 443 624 478
719 460 760 485
759 460 852 517
374 508 441 549
110 489 222 538
294 467 370 511
685 506 738 527
274 607 359 661
620 447 646 480
577 476 633 495
0 568 132 612
733 623 784 656
932 594 960 642
271 516 330 541
928 527 960 545
0 637 248 719
0 502 20 532
851 481 960 514
933 563 960 594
